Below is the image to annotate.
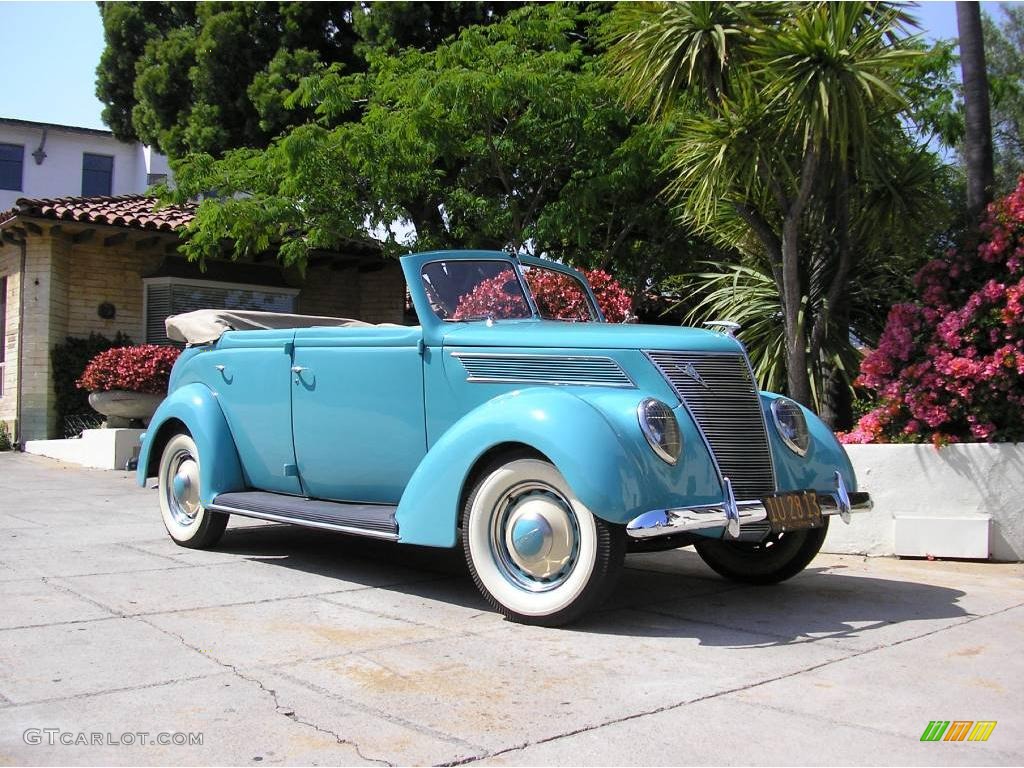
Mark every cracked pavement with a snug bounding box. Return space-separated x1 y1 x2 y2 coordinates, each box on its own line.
1 451 1022 766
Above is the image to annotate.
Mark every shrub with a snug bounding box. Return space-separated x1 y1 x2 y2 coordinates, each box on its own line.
842 177 1024 445
453 267 633 323
0 421 12 451
52 332 134 434
76 345 181 395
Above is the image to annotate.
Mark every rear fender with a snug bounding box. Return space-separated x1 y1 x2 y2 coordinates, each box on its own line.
136 383 245 506
395 388 644 548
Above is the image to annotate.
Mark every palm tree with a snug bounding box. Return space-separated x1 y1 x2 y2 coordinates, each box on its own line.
606 2 926 411
956 1 995 223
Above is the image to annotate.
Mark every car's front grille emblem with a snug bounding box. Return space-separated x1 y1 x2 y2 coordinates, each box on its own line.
675 361 709 390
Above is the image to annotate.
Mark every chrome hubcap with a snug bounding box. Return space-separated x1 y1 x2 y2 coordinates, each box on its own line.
166 451 201 527
491 482 579 592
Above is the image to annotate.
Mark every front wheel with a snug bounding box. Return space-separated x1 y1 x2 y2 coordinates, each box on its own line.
462 455 625 626
158 432 228 549
694 518 829 585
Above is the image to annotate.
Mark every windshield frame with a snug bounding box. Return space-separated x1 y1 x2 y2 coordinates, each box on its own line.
518 256 604 324
419 257 538 323
400 250 606 345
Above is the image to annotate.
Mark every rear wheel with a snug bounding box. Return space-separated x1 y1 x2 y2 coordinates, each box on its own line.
462 455 625 626
158 433 228 549
694 518 829 584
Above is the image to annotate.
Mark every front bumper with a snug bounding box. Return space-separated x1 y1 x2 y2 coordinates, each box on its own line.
627 471 872 540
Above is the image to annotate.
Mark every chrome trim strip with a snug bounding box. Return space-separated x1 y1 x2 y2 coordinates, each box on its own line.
207 504 400 541
452 351 636 388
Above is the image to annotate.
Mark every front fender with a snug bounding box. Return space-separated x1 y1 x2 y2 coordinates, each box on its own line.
761 392 857 493
136 383 246 506
395 388 650 547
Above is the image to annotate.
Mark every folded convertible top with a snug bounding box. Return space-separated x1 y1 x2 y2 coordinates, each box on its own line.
165 309 372 345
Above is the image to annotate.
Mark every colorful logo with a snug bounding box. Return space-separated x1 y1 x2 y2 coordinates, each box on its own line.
921 721 997 742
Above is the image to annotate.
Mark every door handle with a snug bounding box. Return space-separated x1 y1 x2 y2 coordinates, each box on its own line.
291 366 307 374
214 364 226 372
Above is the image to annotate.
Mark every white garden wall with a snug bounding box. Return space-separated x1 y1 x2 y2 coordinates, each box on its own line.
825 443 1024 562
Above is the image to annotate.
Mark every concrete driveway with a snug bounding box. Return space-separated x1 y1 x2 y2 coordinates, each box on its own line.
0 452 1021 766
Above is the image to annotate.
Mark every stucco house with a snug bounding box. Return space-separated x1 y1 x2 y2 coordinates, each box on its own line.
0 117 171 211
0 195 405 444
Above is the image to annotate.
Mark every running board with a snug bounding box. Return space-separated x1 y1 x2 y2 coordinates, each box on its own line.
209 491 398 541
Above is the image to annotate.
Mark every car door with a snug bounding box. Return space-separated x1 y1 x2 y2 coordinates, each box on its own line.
290 324 427 504
209 329 303 495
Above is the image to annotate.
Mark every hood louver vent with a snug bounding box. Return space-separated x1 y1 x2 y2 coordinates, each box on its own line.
452 353 633 388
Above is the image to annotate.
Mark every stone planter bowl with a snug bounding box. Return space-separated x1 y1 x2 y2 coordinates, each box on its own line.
88 390 164 427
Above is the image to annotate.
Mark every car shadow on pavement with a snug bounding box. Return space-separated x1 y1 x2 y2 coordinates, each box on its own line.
572 561 974 647
211 523 972 646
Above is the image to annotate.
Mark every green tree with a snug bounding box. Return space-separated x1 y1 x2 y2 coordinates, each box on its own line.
98 2 362 156
95 2 196 141
982 5 1024 193
166 4 696 294
96 1 523 157
606 2 950 417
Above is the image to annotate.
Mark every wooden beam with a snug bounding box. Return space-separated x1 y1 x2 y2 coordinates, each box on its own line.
24 221 43 235
48 224 63 238
134 236 162 251
103 232 128 247
72 229 96 245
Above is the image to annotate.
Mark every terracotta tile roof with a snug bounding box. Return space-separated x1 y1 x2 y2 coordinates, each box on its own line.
0 195 195 232
0 194 383 256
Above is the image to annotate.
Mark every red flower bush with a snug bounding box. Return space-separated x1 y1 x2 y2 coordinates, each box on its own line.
842 176 1024 445
76 345 181 395
453 267 633 323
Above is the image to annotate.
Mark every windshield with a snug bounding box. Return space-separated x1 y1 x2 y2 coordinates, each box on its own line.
419 259 600 323
521 264 598 322
421 260 532 321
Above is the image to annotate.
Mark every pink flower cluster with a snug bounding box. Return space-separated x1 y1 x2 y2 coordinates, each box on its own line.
76 345 181 395
841 176 1024 445
453 267 633 323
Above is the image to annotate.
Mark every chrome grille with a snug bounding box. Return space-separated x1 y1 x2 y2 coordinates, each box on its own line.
453 353 633 387
645 351 776 499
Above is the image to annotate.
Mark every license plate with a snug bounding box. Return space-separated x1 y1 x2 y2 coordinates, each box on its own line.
763 491 823 533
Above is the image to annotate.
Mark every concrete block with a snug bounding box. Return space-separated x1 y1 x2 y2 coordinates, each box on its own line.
24 428 144 470
895 514 991 559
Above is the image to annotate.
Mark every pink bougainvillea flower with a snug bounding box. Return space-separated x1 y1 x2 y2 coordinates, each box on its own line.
842 175 1024 445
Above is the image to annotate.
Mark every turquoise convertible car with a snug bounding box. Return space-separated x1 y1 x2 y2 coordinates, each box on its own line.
138 250 872 625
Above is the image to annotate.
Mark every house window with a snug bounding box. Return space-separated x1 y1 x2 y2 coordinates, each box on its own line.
0 144 24 191
146 173 168 186
144 278 298 345
82 153 114 196
0 276 6 397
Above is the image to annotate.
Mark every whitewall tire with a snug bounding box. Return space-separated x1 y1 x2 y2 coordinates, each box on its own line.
158 432 228 549
461 454 625 626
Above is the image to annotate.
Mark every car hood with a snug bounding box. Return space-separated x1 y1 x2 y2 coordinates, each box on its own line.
440 319 744 354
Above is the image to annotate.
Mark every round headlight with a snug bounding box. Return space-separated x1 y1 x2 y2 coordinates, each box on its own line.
637 398 682 465
771 397 809 456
